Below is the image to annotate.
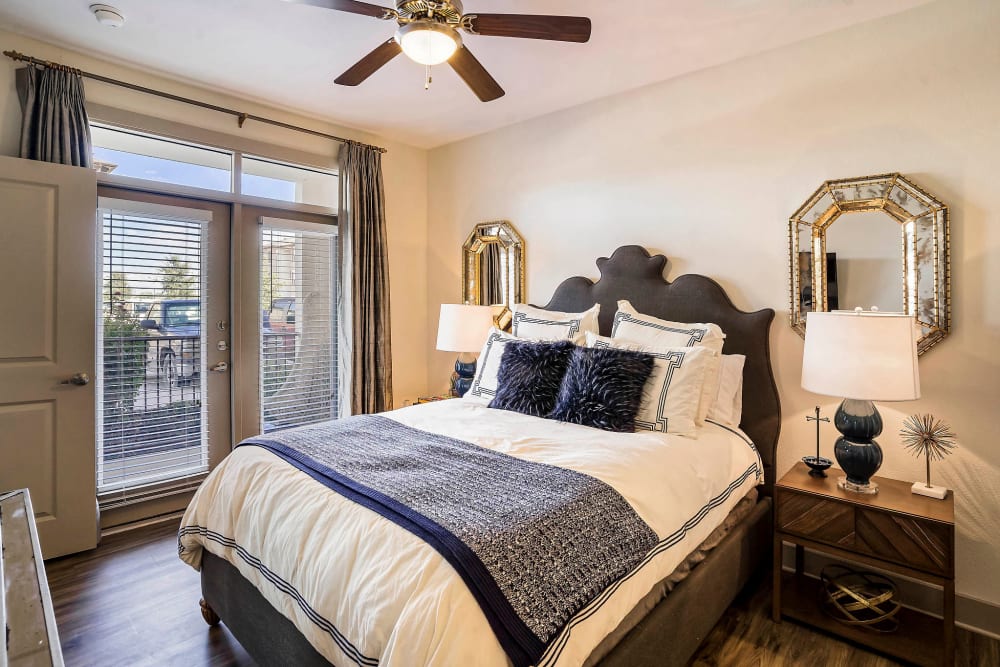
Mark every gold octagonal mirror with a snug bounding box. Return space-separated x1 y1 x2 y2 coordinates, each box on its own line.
463 220 525 316
789 173 950 355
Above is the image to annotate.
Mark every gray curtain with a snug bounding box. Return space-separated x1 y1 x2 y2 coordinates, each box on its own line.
16 66 93 168
480 243 505 305
338 142 393 415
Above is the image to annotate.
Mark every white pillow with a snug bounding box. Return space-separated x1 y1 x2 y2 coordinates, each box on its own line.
463 327 522 404
707 354 745 427
511 303 600 344
586 332 712 436
585 333 613 348
611 300 725 425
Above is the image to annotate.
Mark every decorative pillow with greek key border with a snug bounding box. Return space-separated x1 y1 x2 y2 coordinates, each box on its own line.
464 328 523 405
510 303 600 344
611 300 724 426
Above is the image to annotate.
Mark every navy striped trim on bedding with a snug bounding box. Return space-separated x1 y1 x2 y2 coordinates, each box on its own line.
537 456 761 667
178 526 379 667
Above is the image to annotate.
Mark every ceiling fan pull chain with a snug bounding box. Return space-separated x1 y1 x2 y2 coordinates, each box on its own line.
425 64 433 90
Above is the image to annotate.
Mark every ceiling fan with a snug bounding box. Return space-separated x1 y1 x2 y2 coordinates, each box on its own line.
282 0 592 102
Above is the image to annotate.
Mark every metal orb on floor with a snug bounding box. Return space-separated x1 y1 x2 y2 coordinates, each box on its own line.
820 565 900 633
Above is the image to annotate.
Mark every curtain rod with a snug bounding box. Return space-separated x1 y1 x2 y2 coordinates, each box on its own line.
3 49 387 154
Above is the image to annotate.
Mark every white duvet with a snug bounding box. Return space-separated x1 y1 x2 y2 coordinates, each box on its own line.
179 399 762 667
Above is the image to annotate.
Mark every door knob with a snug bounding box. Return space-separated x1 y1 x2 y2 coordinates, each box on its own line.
61 372 90 386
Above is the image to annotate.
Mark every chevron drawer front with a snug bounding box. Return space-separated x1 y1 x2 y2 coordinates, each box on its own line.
776 491 855 549
855 508 953 576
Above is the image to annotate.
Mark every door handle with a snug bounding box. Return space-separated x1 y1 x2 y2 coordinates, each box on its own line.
60 372 90 386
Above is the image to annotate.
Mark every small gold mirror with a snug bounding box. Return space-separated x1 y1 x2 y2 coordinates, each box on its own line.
789 173 950 355
463 221 525 323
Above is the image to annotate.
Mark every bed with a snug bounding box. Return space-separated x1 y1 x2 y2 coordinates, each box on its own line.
181 245 781 667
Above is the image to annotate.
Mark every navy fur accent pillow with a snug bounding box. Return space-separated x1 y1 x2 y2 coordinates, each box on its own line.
489 340 576 417
549 346 655 433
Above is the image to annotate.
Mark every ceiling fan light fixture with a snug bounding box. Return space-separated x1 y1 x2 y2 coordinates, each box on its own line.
396 21 461 66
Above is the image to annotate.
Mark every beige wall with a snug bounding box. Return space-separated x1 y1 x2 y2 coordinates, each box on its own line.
0 29 430 408
428 0 1000 613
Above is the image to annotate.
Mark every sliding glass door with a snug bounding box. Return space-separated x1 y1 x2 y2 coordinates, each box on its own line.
96 187 231 520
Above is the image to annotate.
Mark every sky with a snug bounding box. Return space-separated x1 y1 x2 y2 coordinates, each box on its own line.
93 146 297 201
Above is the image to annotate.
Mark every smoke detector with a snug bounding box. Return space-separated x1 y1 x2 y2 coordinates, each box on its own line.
90 4 125 28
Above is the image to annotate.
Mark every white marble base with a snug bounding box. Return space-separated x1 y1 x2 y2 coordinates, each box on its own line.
911 482 949 499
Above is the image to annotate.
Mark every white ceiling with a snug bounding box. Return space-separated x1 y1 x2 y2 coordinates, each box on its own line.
0 0 932 148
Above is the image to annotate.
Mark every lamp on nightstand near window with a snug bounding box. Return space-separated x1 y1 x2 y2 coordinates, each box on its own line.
801 309 920 495
436 304 495 397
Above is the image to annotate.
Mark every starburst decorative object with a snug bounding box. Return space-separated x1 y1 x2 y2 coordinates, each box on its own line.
900 414 957 500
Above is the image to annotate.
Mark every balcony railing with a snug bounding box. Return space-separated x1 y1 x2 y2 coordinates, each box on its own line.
101 334 201 464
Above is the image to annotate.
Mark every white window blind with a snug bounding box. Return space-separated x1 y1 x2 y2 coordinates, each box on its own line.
260 219 338 433
97 203 209 495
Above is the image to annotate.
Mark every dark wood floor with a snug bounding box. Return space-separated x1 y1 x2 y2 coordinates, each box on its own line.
45 519 998 667
45 519 254 666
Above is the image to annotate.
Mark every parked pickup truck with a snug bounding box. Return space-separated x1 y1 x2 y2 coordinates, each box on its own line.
139 299 201 384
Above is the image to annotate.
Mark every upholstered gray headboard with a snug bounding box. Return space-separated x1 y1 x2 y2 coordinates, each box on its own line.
540 246 781 496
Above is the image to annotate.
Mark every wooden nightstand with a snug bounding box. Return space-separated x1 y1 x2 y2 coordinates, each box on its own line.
416 394 456 404
772 462 955 666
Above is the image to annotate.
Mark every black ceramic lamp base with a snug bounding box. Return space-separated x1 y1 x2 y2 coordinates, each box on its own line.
450 355 477 397
833 398 884 495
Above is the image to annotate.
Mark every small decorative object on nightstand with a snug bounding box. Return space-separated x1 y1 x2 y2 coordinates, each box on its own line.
801 309 920 494
901 413 957 500
802 405 832 477
773 463 955 666
416 395 455 404
436 304 496 397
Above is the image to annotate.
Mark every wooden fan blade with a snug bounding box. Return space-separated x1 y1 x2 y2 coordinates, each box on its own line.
449 45 505 102
280 0 390 19
335 39 403 86
466 14 591 43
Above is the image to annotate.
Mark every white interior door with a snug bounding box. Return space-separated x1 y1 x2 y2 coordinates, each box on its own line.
0 156 98 559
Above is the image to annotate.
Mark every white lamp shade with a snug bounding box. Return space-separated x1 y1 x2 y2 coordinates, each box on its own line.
436 304 495 353
801 311 920 401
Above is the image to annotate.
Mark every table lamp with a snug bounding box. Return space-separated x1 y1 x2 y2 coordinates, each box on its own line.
436 304 496 397
801 309 920 494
